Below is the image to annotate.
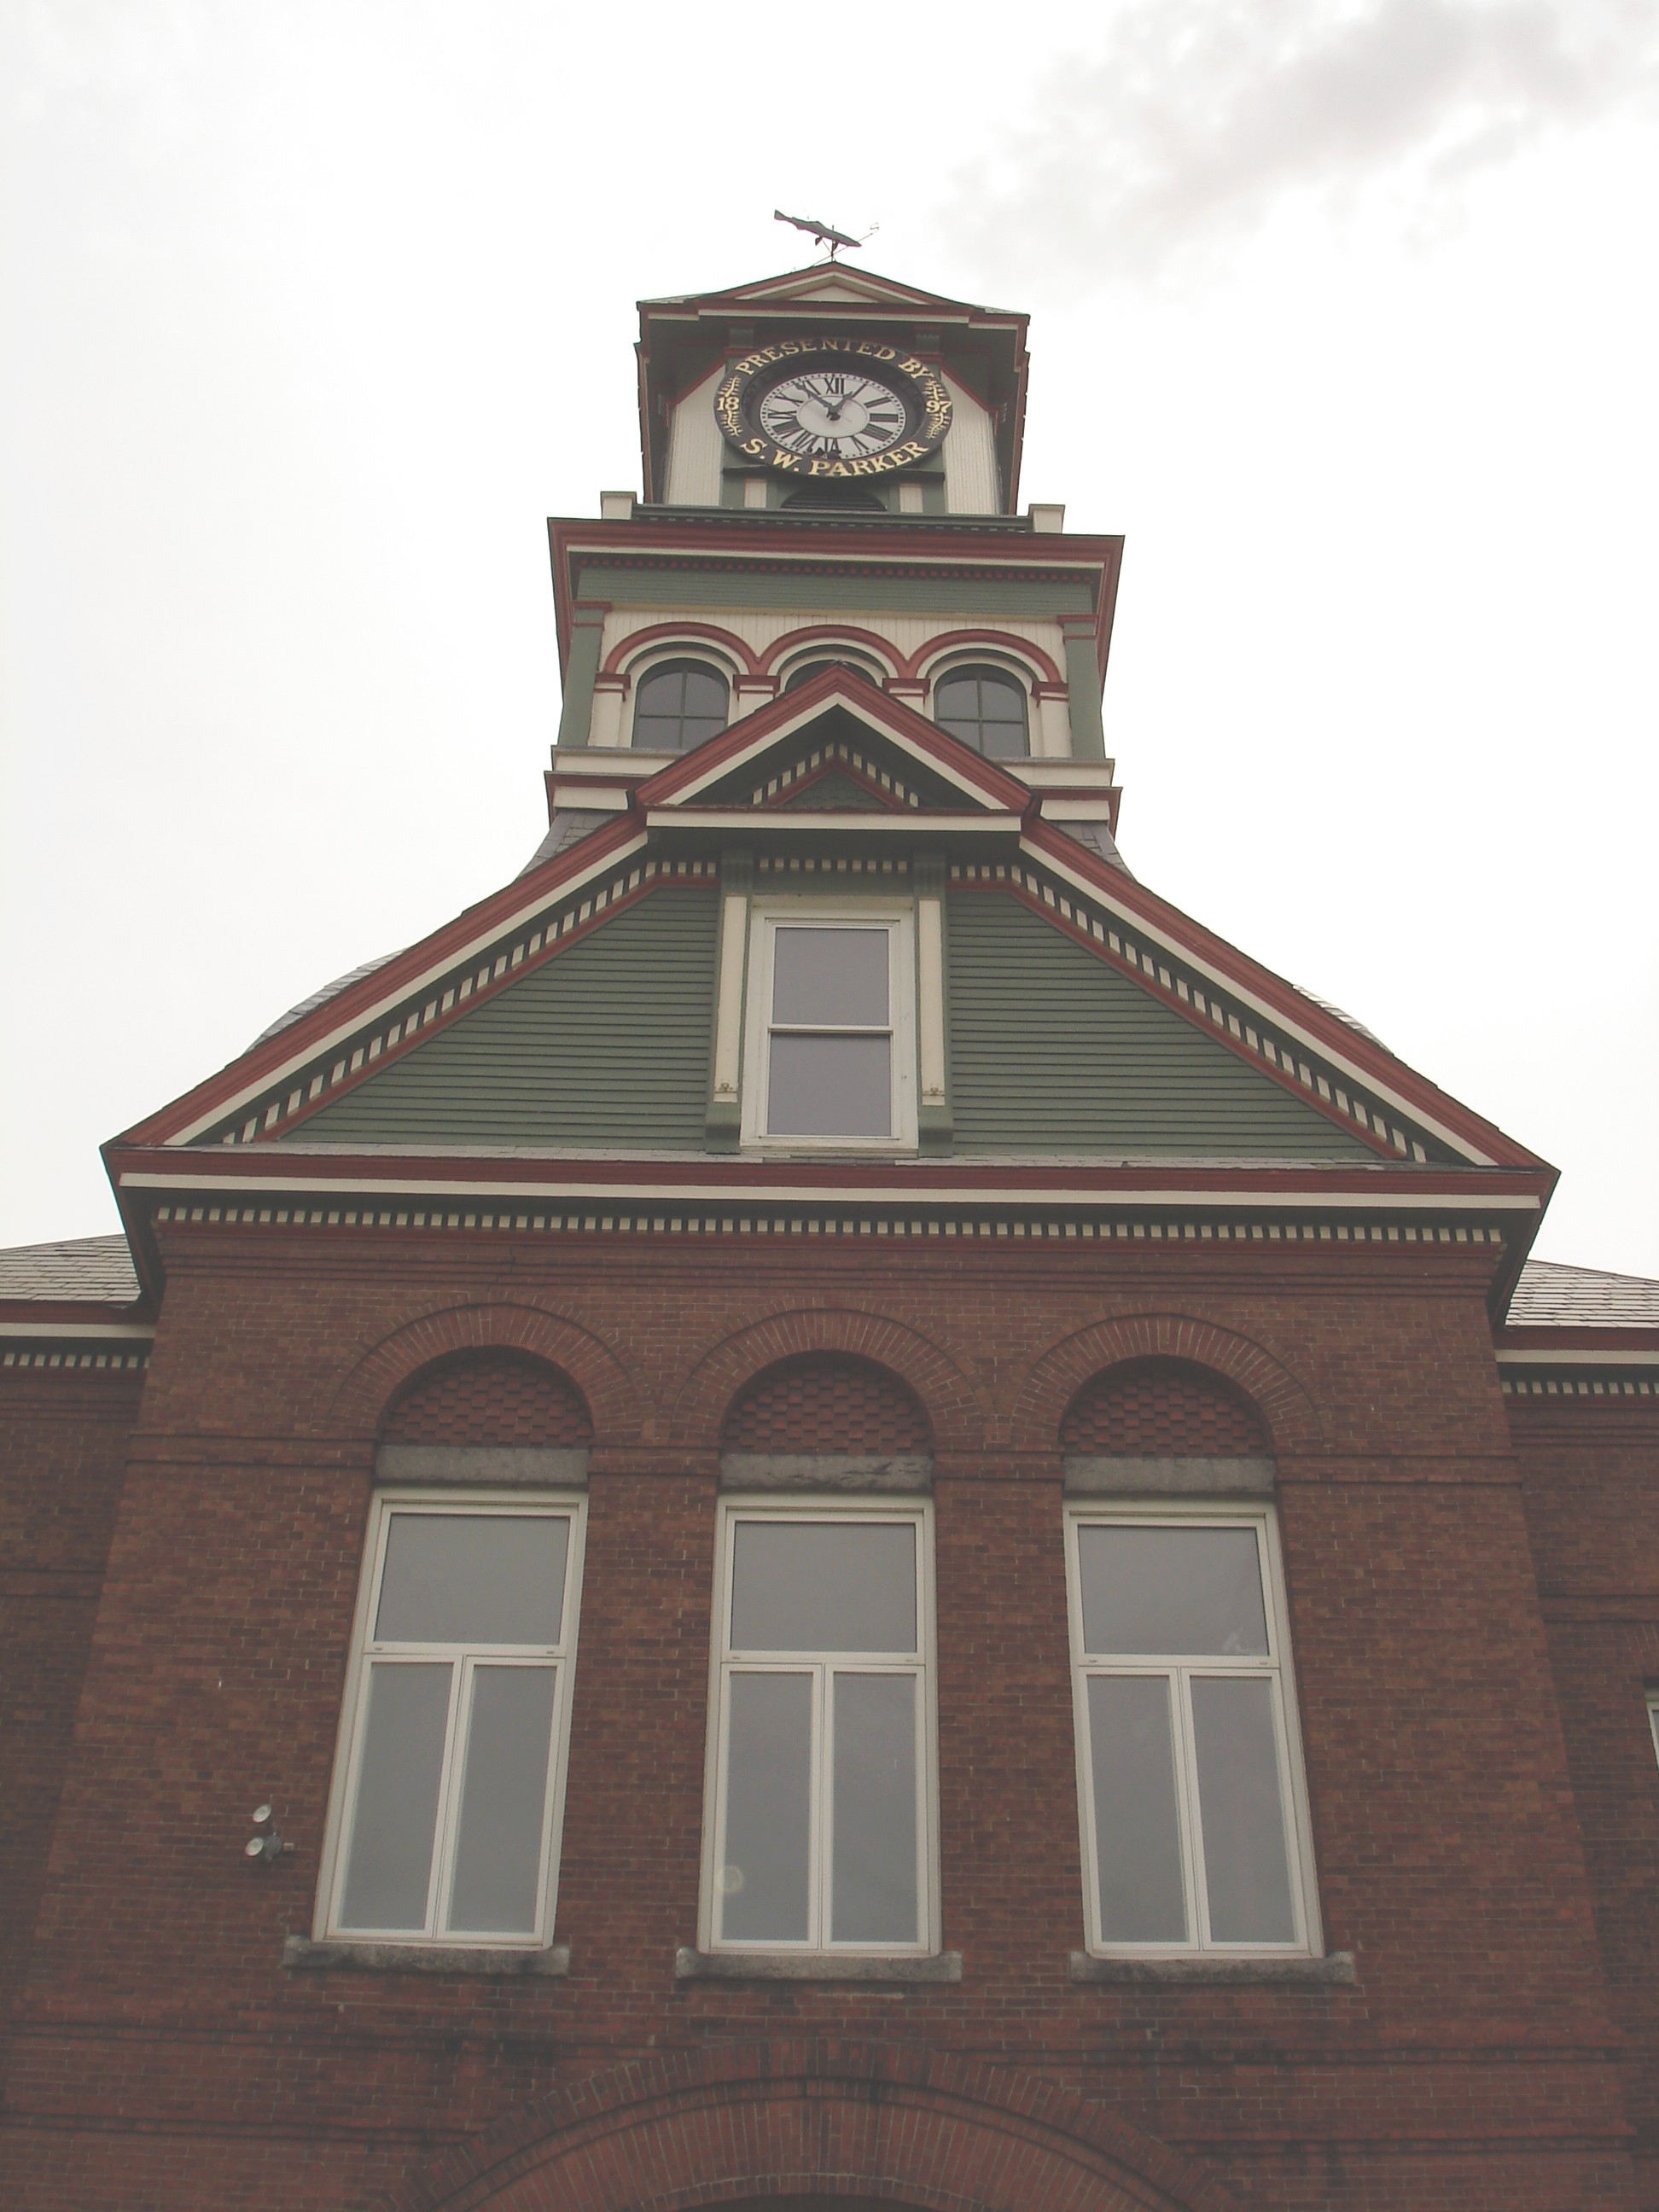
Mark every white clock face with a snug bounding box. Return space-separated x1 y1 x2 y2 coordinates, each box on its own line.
755 370 912 461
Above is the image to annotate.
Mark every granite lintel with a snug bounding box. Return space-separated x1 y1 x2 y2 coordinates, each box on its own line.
719 1452 934 1493
375 1446 590 1487
1063 1455 1275 1497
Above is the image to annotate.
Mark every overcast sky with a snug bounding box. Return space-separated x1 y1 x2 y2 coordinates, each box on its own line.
4 0 1657 1276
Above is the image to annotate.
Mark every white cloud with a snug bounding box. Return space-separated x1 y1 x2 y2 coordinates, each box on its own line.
947 0 1659 285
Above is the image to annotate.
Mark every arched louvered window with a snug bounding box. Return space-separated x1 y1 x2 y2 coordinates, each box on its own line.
632 659 730 752
932 664 1029 759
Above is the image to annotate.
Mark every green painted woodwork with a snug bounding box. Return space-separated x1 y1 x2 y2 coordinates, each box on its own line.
556 609 604 749
575 565 1093 620
946 892 1375 1158
290 888 718 1150
780 769 894 810
1062 626 1106 761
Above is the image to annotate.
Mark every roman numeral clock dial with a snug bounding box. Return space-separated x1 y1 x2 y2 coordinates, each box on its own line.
715 341 953 485
759 374 909 459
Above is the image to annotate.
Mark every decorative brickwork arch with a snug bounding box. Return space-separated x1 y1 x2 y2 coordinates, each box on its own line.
372 2040 1244 2212
326 1301 642 1445
1061 1359 1270 1458
1016 1314 1322 1458
672 1309 983 1454
381 1350 592 1448
722 1354 931 1454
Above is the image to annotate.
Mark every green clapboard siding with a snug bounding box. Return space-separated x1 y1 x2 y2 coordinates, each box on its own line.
574 565 1093 620
947 893 1373 1159
292 888 718 1149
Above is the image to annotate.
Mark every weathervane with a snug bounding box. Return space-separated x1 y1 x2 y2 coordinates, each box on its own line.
773 209 874 261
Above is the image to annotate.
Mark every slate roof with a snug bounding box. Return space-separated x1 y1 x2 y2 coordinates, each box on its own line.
1508 1259 1659 1328
0 1234 140 1305
253 952 400 1048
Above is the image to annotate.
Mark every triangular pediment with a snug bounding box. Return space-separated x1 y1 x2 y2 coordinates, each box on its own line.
110 652 1550 1190
637 670 1031 821
649 264 1005 317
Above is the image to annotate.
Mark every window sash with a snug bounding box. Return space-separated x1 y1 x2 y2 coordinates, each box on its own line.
319 1493 585 1949
704 1502 937 1954
742 906 916 1150
1065 1505 1319 1958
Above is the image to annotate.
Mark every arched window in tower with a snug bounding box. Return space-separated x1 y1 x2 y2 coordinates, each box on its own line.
932 665 1029 759
632 660 731 752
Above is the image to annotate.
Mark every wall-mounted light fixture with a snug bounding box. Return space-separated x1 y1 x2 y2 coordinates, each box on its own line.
243 1802 293 1866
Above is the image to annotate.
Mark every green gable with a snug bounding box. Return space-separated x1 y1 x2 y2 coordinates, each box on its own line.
946 891 1375 1159
290 887 717 1150
779 768 894 810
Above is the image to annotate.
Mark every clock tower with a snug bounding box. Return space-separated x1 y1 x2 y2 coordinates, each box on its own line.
539 261 1126 952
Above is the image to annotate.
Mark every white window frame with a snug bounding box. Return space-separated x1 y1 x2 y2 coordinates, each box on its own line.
740 899 917 1151
1064 1498 1322 1959
1646 1691 1659 1771
314 1488 587 1950
699 1494 940 1955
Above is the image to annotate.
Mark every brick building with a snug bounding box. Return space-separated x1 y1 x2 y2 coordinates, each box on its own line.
3 261 1658 2212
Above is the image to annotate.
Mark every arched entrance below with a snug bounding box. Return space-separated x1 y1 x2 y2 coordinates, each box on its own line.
375 2040 1243 2212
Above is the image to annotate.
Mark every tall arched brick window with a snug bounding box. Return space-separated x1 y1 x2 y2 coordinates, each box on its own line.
1059 1360 1321 1966
700 1353 943 1965
320 1351 593 1961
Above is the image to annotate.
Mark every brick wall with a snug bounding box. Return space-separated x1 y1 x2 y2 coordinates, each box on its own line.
0 1368 141 2037
0 1225 1639 2210
1512 1396 1659 2210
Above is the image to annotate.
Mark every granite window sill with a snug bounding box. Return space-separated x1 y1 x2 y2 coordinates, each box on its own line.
283 1936 570 1978
1069 1949 1355 1987
676 1945 962 1985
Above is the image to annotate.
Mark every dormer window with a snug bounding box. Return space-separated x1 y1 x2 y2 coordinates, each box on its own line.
632 660 730 752
933 665 1028 759
742 906 917 1149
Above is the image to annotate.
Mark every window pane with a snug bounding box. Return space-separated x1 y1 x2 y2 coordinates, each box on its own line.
721 1672 812 1941
446 1666 557 1935
632 714 686 749
731 1521 917 1653
1077 1525 1268 1657
767 1034 891 1137
831 1673 918 1943
681 667 729 718
375 1513 568 1647
339 1662 451 1930
635 668 685 717
771 927 889 1027
1086 1674 1188 1943
1190 1676 1296 1942
934 675 980 720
